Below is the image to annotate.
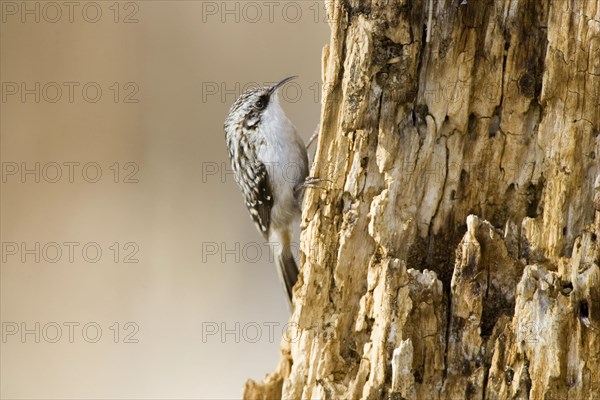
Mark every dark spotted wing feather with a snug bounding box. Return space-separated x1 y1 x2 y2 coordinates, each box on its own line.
244 161 272 237
225 130 272 238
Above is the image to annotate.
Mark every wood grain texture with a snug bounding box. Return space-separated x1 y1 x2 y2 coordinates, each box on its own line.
244 0 600 398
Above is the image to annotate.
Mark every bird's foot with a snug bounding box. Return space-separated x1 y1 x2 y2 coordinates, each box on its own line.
294 176 331 204
302 176 331 190
306 127 320 149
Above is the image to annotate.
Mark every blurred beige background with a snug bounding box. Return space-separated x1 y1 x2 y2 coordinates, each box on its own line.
0 2 329 398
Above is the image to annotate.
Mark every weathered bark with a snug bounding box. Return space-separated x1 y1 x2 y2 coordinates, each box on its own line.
245 0 600 398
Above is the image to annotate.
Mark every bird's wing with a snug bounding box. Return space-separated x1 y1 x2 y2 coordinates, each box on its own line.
244 160 272 238
226 130 273 238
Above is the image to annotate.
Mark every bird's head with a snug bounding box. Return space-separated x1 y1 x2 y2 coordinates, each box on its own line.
225 76 297 131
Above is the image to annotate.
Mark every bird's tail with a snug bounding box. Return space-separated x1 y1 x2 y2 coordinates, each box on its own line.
276 247 299 305
271 229 299 308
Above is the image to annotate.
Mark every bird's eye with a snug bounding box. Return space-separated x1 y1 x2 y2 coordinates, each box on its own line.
255 96 268 110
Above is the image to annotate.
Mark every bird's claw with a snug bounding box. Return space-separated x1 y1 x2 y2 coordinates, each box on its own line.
294 176 331 198
303 176 331 190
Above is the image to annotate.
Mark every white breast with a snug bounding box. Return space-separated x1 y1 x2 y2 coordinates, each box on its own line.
256 94 308 230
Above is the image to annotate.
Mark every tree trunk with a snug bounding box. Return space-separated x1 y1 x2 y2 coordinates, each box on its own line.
244 0 600 398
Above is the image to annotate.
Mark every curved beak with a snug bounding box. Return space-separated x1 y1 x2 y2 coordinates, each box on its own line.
268 76 298 94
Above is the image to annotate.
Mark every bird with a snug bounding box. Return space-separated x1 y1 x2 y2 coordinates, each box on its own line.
224 76 309 307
